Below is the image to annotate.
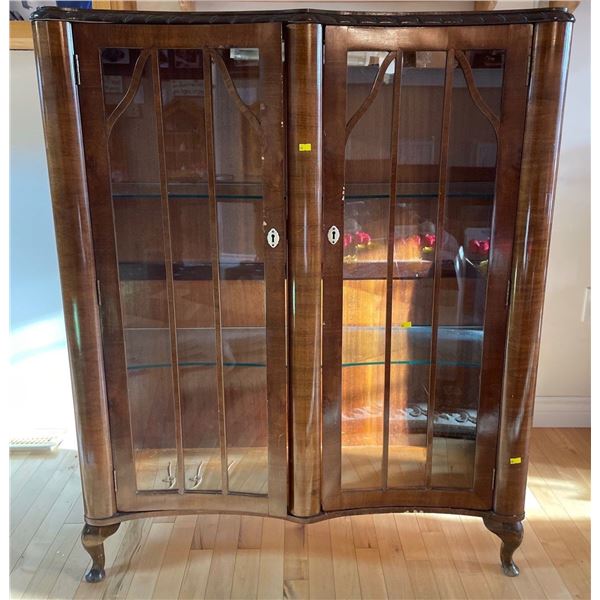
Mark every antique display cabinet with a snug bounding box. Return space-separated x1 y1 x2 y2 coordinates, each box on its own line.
32 5 573 582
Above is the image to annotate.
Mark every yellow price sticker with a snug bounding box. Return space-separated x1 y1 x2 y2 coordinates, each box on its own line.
401 321 412 328
298 143 312 152
509 457 522 465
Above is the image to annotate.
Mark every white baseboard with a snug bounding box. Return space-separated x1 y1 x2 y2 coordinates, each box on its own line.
533 396 591 427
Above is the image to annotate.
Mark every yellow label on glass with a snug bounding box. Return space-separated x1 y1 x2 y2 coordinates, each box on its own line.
509 457 522 465
401 321 412 328
299 143 312 152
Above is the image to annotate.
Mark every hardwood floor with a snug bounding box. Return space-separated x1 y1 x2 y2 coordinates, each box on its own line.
9 428 590 599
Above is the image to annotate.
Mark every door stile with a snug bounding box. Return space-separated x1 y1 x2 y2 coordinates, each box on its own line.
381 50 403 491
424 49 455 489
258 31 288 517
473 25 533 498
202 49 230 496
321 26 347 510
150 49 186 494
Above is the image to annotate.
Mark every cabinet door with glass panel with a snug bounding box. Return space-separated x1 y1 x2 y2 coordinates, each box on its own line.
322 25 531 511
74 23 287 516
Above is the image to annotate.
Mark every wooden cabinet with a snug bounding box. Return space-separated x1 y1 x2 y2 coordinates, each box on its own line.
32 6 573 582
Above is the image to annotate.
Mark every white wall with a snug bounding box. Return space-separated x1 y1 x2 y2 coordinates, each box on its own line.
533 0 591 426
9 1 590 433
9 51 76 446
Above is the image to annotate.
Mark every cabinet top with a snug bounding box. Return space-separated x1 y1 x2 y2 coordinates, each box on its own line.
31 6 574 27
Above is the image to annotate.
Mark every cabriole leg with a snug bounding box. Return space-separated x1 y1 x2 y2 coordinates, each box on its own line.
81 523 120 582
483 517 524 577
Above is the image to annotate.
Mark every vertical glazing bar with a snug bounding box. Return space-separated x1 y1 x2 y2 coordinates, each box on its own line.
321 26 347 510
203 50 229 495
425 49 454 488
287 23 323 517
382 51 402 491
151 50 185 493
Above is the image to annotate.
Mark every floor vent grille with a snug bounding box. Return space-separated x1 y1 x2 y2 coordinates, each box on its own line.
9 431 64 452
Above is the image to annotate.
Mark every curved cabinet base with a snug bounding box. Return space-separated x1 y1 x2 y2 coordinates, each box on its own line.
483 516 524 577
81 523 120 583
82 509 526 581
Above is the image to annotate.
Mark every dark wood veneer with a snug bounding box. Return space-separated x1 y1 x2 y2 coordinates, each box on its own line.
32 8 573 581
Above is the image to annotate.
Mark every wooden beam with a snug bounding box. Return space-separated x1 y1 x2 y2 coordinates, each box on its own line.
548 1 580 11
9 21 33 50
473 1 497 10
92 1 137 9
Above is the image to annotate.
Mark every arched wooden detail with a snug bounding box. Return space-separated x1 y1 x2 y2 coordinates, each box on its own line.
455 49 500 137
345 52 395 143
105 48 151 136
208 48 263 138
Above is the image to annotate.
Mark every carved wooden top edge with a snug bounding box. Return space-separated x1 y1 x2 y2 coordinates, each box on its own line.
30 7 574 27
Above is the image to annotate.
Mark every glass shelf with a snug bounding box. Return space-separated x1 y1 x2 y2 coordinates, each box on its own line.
110 181 263 201
341 325 483 368
128 361 266 371
117 259 487 281
345 192 494 201
113 193 263 201
118 261 264 281
341 359 480 368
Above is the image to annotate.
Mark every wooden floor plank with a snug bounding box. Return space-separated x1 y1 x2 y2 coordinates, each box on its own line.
152 515 196 599
350 514 378 549
356 548 388 600
283 522 308 599
307 520 335 600
10 468 82 599
404 559 440 600
10 451 79 571
438 515 495 600
418 514 468 600
203 515 241 599
125 522 173 600
10 450 76 537
257 517 284 599
372 513 414 600
393 513 428 561
22 523 81 599
177 549 212 600
230 549 260 600
329 516 361 600
238 515 264 550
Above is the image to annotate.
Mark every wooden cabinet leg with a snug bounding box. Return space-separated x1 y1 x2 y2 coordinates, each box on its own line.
483 517 524 577
81 523 120 582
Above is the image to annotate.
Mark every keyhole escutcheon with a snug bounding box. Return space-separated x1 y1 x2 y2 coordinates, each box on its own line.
267 227 280 248
328 225 340 245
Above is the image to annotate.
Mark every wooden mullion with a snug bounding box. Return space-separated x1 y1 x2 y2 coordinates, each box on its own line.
381 51 402 491
425 49 455 488
151 50 185 494
203 49 229 496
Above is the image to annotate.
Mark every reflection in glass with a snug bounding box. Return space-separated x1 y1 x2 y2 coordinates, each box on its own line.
338 48 504 493
102 49 178 491
388 51 446 488
212 48 268 495
341 52 395 490
430 50 504 488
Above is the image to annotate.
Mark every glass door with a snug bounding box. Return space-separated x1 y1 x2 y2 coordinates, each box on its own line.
74 23 287 516
322 25 531 511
